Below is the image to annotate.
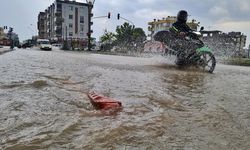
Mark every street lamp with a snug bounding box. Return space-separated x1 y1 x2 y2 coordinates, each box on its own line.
86 0 95 51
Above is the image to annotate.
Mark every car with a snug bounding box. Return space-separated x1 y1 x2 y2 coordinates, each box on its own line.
37 39 52 51
21 40 34 49
52 43 61 47
21 43 33 49
0 45 3 48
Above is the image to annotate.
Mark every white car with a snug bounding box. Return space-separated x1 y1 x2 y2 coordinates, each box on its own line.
37 39 52 51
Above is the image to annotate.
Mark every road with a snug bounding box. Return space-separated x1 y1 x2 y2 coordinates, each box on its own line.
0 48 250 149
0 46 13 55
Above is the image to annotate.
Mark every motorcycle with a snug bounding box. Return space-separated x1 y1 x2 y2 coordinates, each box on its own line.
154 27 216 73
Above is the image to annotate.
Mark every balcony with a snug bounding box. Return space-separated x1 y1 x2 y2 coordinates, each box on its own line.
55 26 62 31
56 30 62 36
55 11 62 17
55 18 64 25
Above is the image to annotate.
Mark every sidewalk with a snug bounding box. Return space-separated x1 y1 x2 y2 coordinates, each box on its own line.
0 46 14 55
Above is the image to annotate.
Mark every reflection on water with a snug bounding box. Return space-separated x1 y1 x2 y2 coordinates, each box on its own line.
163 71 206 92
0 50 250 149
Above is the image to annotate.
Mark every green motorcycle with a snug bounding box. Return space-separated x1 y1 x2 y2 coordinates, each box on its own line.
154 27 216 73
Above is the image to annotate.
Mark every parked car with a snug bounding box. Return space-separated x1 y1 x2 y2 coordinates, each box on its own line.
52 43 61 47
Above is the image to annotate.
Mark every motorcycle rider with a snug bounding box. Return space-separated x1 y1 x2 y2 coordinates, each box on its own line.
172 10 192 36
170 10 200 64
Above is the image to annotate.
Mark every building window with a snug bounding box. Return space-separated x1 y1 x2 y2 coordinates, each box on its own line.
70 6 73 11
69 15 73 19
80 25 84 32
57 4 62 10
69 32 73 36
69 23 73 28
80 16 84 23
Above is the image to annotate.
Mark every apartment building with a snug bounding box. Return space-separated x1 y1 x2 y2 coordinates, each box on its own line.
38 12 47 39
0 27 8 45
0 27 4 39
148 16 200 39
38 0 90 44
201 30 247 56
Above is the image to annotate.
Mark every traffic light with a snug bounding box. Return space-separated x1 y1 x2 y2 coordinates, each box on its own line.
117 13 120 20
9 27 13 32
108 12 111 19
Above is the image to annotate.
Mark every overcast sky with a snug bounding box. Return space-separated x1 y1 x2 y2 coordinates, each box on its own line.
0 0 249 47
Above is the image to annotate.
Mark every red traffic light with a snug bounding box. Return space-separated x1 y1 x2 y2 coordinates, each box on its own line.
117 13 120 20
108 12 111 19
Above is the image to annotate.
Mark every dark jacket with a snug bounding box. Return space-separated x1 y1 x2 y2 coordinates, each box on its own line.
172 21 192 33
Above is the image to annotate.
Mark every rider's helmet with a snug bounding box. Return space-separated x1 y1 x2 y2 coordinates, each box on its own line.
177 10 188 23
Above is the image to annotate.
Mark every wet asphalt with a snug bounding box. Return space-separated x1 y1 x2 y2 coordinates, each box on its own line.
0 48 249 149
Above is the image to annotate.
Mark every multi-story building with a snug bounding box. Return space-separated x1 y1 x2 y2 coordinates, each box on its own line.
38 0 91 45
201 30 247 56
0 27 4 39
0 27 8 45
148 16 200 40
0 27 19 46
38 12 47 39
228 32 247 55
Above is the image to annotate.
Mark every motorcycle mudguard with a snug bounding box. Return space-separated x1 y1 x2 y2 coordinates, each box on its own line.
196 46 212 53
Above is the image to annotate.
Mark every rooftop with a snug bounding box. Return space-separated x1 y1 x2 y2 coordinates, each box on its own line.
55 0 89 6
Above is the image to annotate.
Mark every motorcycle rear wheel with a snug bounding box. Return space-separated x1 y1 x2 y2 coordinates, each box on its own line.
197 51 216 73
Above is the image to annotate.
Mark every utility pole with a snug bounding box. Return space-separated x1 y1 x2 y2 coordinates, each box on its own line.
86 0 95 51
248 45 250 58
87 4 91 51
239 34 242 56
63 25 69 50
8 27 14 50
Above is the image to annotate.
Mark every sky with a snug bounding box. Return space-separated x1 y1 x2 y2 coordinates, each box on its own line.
0 0 250 47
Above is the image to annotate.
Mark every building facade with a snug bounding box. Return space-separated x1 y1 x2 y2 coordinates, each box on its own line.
148 16 200 40
0 27 4 40
201 30 247 56
0 27 19 46
38 0 90 44
0 27 8 46
228 32 247 55
38 12 47 39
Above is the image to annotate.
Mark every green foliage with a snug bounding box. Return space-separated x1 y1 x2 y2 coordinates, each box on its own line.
99 30 116 51
115 22 146 52
100 30 116 44
132 27 147 51
99 23 147 52
224 58 250 66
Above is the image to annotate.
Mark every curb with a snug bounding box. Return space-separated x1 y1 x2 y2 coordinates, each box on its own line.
0 49 14 55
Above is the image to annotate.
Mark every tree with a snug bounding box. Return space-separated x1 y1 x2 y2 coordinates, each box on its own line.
132 28 147 52
115 22 135 51
115 22 146 52
100 30 116 51
100 30 116 44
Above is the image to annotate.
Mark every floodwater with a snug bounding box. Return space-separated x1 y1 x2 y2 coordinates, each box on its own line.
0 49 250 150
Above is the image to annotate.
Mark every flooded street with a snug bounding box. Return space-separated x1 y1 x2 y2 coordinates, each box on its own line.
0 49 250 150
